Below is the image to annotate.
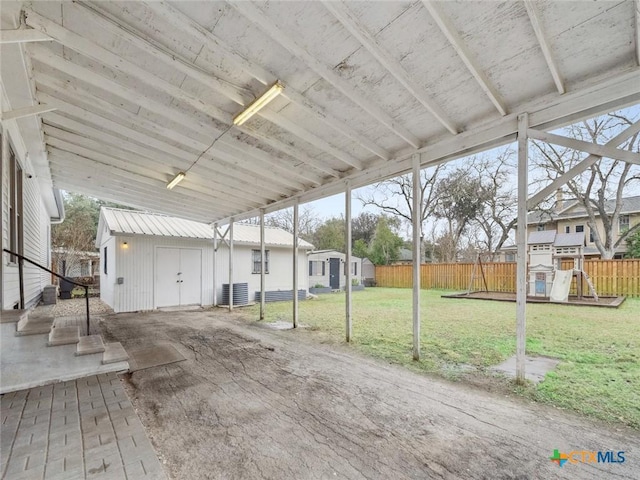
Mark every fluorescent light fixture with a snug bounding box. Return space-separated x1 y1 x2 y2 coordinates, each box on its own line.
166 172 185 190
233 81 284 126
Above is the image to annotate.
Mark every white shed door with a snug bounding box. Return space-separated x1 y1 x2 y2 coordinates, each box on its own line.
155 248 202 308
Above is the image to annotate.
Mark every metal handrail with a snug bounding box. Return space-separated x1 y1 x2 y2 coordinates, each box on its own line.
3 248 91 335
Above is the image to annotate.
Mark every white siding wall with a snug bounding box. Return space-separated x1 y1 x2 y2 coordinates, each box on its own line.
109 235 214 313
214 243 309 302
307 252 363 289
99 234 116 310
1 126 51 309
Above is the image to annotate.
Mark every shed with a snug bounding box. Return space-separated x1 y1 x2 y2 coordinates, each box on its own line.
307 250 362 290
96 208 313 312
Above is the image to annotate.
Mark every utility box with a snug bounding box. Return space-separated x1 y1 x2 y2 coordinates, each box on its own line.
42 285 57 305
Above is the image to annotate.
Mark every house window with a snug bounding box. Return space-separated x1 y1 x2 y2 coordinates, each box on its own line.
103 247 108 274
308 260 324 276
565 226 570 233
575 225 584 233
589 228 595 243
80 261 90 277
619 215 629 234
252 250 270 274
8 143 23 263
505 253 515 262
536 224 545 231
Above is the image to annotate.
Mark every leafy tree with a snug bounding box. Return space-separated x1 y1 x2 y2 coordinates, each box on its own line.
626 229 640 258
368 217 403 265
312 217 345 251
352 238 369 259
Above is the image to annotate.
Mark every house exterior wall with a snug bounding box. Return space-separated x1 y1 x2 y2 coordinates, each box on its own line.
307 251 363 289
1 123 51 309
214 243 310 301
533 212 640 258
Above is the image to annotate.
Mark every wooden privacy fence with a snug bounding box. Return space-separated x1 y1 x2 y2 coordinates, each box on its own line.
375 259 640 297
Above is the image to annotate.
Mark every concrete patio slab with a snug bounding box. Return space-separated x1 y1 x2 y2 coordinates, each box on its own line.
0 324 128 395
0 374 167 479
490 355 561 383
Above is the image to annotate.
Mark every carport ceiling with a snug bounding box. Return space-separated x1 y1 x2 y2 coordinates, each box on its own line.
2 1 639 223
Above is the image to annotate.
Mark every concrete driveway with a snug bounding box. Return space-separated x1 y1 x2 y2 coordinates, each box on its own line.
100 309 639 480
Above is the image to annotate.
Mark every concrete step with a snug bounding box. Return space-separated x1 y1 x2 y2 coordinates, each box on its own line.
15 316 54 336
1 309 28 324
102 342 129 364
75 335 105 356
48 326 79 346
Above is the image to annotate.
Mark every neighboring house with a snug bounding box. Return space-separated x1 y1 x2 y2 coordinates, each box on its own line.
51 248 99 278
307 250 362 289
391 248 413 265
528 194 640 259
1 122 64 310
96 208 313 313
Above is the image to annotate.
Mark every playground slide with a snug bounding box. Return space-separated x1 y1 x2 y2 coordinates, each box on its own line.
549 270 572 303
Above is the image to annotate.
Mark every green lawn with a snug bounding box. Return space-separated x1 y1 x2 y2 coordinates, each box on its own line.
244 288 640 428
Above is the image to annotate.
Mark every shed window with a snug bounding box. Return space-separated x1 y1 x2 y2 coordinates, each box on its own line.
352 262 358 276
103 247 108 274
309 260 324 276
252 250 270 274
619 215 629 234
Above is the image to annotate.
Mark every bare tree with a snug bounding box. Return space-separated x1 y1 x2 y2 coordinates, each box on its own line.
242 206 320 243
530 112 640 258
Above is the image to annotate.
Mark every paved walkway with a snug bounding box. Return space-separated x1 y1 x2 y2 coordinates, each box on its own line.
0 373 166 480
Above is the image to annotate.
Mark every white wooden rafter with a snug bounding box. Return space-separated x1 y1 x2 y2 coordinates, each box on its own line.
527 119 640 208
0 28 52 44
30 4 358 174
231 1 422 149
421 0 508 116
527 128 640 165
29 49 321 189
523 1 565 94
0 104 56 121
24 8 352 175
144 1 391 161
323 1 458 135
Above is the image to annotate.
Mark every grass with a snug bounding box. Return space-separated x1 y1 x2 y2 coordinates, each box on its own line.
244 288 640 428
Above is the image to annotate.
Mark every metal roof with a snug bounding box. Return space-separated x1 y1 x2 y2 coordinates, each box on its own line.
99 207 313 249
553 232 584 247
2 1 639 224
528 230 556 244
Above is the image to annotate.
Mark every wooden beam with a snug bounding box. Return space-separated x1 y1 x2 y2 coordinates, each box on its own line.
292 202 299 328
24 8 232 123
527 128 640 165
323 1 458 135
516 113 528 384
258 109 363 170
72 1 363 171
636 0 640 66
0 28 52 44
412 154 421 361
146 1 392 161
44 128 270 207
231 1 422 148
0 104 56 121
421 1 508 115
528 119 640 208
345 181 352 342
523 1 565 94
31 48 328 186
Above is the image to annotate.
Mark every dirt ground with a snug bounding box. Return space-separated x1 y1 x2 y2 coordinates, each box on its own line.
100 309 639 480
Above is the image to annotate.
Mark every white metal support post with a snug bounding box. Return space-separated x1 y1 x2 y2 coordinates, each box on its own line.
412 154 421 361
293 202 299 328
260 209 266 320
345 181 352 342
229 219 234 312
213 223 218 307
516 113 529 383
